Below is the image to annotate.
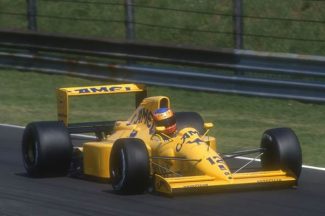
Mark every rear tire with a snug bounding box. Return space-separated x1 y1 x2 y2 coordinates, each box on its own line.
261 128 302 178
22 121 73 177
175 112 205 135
110 138 149 194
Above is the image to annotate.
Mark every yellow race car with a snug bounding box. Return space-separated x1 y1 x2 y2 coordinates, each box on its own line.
22 84 302 195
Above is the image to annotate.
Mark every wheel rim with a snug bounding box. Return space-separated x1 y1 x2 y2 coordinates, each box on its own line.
112 149 127 190
23 137 39 168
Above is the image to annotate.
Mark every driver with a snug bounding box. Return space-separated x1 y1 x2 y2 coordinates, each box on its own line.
152 108 177 137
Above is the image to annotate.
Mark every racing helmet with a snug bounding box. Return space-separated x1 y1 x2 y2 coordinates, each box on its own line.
152 108 177 135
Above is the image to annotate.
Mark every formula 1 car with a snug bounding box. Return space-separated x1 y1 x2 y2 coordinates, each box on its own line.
22 84 302 195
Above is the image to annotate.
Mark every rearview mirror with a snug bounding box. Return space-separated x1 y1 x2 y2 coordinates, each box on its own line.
204 123 214 129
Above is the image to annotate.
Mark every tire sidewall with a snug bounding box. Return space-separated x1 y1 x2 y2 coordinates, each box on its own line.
111 142 128 190
110 138 149 194
22 121 72 177
22 123 44 176
261 128 302 178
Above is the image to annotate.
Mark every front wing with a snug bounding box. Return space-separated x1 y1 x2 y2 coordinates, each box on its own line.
154 170 296 195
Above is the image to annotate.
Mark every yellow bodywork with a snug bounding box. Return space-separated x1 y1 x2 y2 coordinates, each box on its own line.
57 83 298 195
57 83 146 125
155 170 296 194
83 142 112 178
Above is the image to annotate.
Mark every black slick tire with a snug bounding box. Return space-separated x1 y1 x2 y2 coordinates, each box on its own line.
261 127 302 179
175 112 205 135
22 121 73 177
110 138 149 194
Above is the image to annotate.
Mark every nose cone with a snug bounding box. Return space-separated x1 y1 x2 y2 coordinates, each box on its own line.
175 128 232 181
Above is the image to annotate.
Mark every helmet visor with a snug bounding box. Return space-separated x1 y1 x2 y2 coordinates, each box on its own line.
156 116 176 128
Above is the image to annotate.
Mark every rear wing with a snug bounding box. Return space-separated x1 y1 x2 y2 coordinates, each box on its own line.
57 83 147 125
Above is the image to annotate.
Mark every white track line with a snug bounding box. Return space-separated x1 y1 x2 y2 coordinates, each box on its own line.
237 156 325 171
0 124 96 139
0 124 25 129
70 134 97 139
1 123 324 171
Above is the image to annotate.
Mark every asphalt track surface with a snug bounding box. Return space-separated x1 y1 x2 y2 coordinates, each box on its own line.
1 125 325 216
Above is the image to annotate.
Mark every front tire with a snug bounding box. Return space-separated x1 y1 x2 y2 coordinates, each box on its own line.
22 121 73 177
261 128 302 178
110 138 150 194
175 112 205 135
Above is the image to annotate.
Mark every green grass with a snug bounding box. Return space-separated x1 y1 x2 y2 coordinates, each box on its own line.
0 0 325 55
1 69 325 167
